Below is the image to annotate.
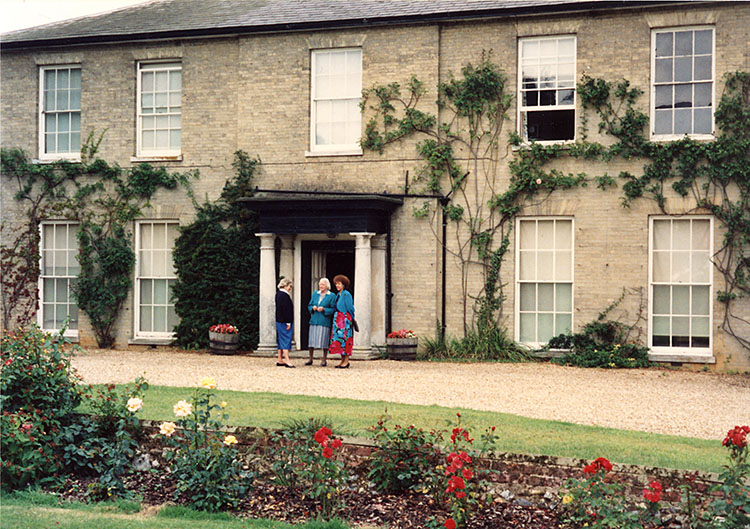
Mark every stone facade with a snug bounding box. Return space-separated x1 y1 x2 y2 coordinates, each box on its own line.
1 2 749 369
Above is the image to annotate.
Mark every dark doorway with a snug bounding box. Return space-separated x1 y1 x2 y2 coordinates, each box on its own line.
300 240 355 349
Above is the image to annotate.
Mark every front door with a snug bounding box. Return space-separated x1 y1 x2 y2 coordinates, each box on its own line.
300 240 355 349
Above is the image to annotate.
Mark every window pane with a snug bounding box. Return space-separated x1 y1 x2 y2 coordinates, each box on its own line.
555 220 571 248
538 283 554 311
672 316 690 346
70 68 81 88
694 83 711 108
694 108 711 134
692 286 709 315
675 31 693 55
655 110 672 134
520 283 535 311
538 221 554 249
538 314 554 343
169 70 181 90
674 108 692 134
692 251 710 283
43 304 55 328
672 285 689 314
141 279 152 304
520 313 535 342
519 221 535 249
140 306 152 332
652 315 670 344
655 32 673 57
653 252 670 282
674 57 692 83
655 58 672 83
153 307 167 332
673 221 690 249
653 285 670 314
154 279 168 304
555 314 571 335
70 89 81 111
519 251 535 280
692 316 709 337
56 278 68 304
555 283 572 312
554 250 570 281
57 69 69 89
694 55 711 81
672 251 690 282
537 251 553 280
68 304 78 329
674 84 692 108
655 85 672 109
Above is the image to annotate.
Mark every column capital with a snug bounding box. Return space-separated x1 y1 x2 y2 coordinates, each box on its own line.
255 233 276 249
278 234 296 249
350 232 375 248
371 234 387 251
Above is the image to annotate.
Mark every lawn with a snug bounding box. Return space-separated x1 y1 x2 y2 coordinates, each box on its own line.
0 491 350 529
83 385 727 474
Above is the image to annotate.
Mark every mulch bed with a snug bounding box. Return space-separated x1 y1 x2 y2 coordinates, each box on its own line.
54 470 563 528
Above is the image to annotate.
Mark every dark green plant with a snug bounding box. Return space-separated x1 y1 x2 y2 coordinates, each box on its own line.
160 380 252 511
367 416 444 494
550 289 650 368
172 150 259 350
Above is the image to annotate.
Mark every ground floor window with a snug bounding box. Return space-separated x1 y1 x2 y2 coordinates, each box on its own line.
135 221 178 337
650 216 712 353
39 221 79 335
516 217 573 346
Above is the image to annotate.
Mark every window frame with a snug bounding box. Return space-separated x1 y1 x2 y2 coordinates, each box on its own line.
37 221 79 338
648 215 714 358
133 220 179 339
517 35 577 144
514 216 575 348
650 25 715 141
308 47 363 156
136 61 182 158
38 65 82 161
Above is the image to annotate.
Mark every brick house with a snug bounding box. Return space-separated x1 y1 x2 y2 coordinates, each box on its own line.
1 0 748 370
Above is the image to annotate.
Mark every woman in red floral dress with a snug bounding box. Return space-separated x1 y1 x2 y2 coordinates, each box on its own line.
330 274 355 368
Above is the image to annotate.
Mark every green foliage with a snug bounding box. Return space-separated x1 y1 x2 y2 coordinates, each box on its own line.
550 290 650 369
1 138 196 348
172 150 260 350
0 326 146 496
266 418 348 518
161 382 252 511
367 416 443 494
422 321 531 363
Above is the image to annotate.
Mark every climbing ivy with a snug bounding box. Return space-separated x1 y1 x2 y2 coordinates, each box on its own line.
1 134 196 347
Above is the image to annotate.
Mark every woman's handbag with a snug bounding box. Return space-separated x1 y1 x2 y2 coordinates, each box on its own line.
352 319 359 332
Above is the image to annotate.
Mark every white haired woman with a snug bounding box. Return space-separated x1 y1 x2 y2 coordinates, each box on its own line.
275 277 295 368
306 277 336 366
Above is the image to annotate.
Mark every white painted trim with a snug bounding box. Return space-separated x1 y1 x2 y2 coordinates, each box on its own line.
647 215 714 357
514 216 575 348
309 48 362 154
649 25 715 140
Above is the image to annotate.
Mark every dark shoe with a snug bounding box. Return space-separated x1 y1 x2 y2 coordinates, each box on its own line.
335 364 350 369
304 360 313 366
284 363 296 368
320 361 327 367
276 362 285 366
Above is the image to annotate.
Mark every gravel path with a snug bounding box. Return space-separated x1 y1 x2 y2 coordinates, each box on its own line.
72 349 750 440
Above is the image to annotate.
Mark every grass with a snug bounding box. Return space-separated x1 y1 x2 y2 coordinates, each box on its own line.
82 385 727 474
0 490 351 529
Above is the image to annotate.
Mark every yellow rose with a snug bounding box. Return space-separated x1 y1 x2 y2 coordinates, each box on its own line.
562 494 573 504
223 435 238 445
173 400 192 417
200 377 216 390
159 421 177 436
220 401 227 408
126 397 143 412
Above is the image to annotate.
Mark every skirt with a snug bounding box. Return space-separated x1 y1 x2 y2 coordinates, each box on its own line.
329 311 354 357
308 324 331 349
276 322 293 350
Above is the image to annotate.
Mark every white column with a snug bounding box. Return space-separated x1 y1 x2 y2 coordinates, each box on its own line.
278 234 296 349
351 232 374 358
256 233 277 353
371 235 387 349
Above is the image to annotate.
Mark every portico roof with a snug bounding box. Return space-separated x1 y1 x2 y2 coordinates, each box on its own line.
238 191 403 235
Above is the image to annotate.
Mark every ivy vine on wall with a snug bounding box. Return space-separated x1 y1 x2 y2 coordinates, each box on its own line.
1 133 196 347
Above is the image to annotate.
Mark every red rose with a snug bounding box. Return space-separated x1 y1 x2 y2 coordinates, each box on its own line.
594 457 613 472
583 464 597 475
459 451 471 463
331 438 342 449
455 490 466 499
444 519 457 529
322 446 333 459
462 468 473 480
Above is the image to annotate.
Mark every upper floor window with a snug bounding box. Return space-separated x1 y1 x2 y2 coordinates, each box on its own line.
137 62 181 157
310 48 362 155
652 27 714 138
39 66 81 160
39 221 79 337
518 36 576 142
516 218 574 346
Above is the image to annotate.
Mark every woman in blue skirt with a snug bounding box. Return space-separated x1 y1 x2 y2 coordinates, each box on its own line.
275 277 295 368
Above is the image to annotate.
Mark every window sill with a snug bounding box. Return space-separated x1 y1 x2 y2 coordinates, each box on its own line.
650 133 715 143
131 155 183 163
129 337 175 346
34 157 81 164
305 149 363 158
531 348 568 359
511 139 576 151
648 352 715 364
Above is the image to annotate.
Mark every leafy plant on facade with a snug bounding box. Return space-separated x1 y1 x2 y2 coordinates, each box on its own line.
172 150 260 350
0 134 196 347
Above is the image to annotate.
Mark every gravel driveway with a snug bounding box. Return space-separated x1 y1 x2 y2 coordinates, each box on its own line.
71 349 750 440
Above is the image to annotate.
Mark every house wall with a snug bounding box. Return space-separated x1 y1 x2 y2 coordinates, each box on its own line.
1 3 748 370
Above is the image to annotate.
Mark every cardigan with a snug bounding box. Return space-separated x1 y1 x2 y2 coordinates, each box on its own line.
307 290 336 327
275 289 294 323
334 289 355 319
